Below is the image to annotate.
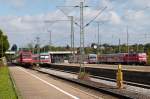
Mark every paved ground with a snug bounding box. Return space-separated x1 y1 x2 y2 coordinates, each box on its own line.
38 67 150 97
55 63 150 72
9 66 117 99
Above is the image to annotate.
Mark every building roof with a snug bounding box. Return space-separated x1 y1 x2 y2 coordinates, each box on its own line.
48 51 77 54
5 51 16 55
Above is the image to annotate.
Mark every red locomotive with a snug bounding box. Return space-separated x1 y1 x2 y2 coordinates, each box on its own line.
15 50 33 66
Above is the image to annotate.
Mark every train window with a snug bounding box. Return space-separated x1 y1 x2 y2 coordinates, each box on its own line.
45 56 49 59
40 55 49 59
40 56 45 59
23 54 31 58
33 57 39 60
89 56 96 59
134 54 136 56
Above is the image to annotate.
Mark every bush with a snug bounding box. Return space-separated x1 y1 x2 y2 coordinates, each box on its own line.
78 71 90 80
146 49 150 65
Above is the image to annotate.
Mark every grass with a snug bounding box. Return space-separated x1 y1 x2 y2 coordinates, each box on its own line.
0 66 17 99
78 71 90 80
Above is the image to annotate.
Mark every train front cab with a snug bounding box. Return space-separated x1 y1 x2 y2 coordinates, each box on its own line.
124 53 147 65
40 53 51 64
88 54 98 64
16 50 33 67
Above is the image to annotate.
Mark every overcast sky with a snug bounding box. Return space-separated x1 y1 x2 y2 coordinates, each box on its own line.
0 0 150 48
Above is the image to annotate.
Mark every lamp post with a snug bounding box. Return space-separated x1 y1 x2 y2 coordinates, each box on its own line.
68 16 75 63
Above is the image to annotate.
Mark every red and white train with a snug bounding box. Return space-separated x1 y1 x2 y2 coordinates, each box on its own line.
13 50 51 66
71 53 147 65
32 53 51 64
13 50 148 66
97 53 147 65
88 54 98 64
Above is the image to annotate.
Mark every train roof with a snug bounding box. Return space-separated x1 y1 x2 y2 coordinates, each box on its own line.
99 53 147 56
40 52 49 55
88 54 97 56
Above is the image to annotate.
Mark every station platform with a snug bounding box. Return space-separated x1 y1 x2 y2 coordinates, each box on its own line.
9 66 114 99
36 67 150 99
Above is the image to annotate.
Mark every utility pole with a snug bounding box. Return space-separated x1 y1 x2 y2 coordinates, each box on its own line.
69 16 73 52
79 1 85 73
49 31 52 46
127 26 129 64
119 38 121 53
144 33 147 52
69 16 75 62
97 22 100 54
36 36 40 64
127 26 129 54
57 1 106 73
97 21 104 55
136 44 139 53
47 30 52 51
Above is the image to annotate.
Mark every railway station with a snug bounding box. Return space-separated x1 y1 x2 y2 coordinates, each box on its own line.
0 0 150 99
48 51 77 63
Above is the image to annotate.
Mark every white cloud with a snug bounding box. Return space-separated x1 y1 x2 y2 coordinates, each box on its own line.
124 9 149 26
0 10 72 46
132 0 150 7
0 0 150 46
11 0 25 7
0 0 26 7
108 11 121 25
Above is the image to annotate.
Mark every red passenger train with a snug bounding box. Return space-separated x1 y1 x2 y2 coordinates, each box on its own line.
13 51 51 67
13 50 147 66
98 53 147 65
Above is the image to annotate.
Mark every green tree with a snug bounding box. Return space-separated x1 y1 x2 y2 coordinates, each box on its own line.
11 44 17 51
0 30 10 58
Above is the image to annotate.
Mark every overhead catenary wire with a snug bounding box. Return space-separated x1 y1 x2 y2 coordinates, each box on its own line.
57 6 81 27
84 6 107 28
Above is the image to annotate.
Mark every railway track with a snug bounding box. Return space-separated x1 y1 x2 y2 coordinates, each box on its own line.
34 66 150 99
42 66 150 89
